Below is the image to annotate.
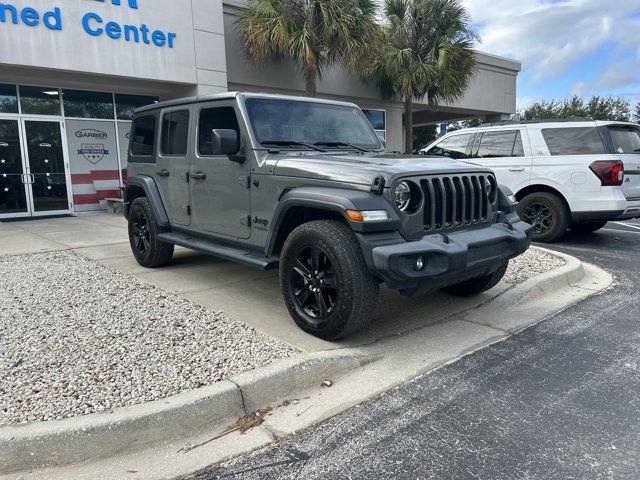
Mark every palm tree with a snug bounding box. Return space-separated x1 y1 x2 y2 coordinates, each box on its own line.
373 0 478 153
238 0 379 97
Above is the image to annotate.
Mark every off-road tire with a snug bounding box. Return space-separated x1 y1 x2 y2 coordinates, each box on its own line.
569 220 607 233
280 220 379 340
441 260 509 297
517 191 570 243
128 197 174 268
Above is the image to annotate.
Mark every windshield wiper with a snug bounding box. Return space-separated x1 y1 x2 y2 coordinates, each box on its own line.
260 140 326 152
314 141 369 153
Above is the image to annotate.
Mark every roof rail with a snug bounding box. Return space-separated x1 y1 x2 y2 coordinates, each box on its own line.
481 117 594 128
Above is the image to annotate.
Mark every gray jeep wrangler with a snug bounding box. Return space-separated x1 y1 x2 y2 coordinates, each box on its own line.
124 92 532 340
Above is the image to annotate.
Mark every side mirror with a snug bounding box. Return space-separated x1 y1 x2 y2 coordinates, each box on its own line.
212 129 239 156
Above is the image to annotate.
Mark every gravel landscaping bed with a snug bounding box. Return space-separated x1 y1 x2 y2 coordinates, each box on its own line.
504 247 565 285
0 251 298 426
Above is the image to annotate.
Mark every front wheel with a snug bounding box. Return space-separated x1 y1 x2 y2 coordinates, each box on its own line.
441 261 509 297
569 220 607 233
517 191 570 243
280 220 379 340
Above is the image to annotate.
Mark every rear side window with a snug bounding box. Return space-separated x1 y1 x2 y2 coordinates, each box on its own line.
130 115 157 156
542 127 605 155
426 133 473 160
198 107 240 156
161 110 190 155
608 126 640 154
474 130 524 158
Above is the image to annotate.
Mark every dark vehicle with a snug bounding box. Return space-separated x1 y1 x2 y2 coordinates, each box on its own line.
124 93 532 340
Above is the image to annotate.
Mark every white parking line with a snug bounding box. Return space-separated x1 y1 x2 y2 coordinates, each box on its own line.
612 222 640 231
602 228 640 235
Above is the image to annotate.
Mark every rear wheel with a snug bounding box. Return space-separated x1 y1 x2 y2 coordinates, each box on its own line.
517 191 570 243
569 220 607 233
128 197 174 268
280 220 379 340
441 261 509 297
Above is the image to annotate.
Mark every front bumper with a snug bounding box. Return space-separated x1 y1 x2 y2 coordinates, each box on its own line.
360 219 532 296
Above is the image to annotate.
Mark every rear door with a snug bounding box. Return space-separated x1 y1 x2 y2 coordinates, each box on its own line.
604 124 640 202
469 128 531 193
156 107 192 226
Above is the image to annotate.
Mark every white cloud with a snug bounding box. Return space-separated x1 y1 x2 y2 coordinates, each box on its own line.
463 0 640 82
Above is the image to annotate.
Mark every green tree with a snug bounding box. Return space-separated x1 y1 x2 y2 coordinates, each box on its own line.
633 102 640 123
515 95 631 122
372 0 478 153
413 125 437 150
238 0 379 97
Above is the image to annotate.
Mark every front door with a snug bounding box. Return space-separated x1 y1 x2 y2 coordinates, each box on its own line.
22 120 72 216
0 118 72 220
190 104 251 239
0 118 30 218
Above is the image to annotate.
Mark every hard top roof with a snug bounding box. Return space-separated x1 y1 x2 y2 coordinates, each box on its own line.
134 91 360 114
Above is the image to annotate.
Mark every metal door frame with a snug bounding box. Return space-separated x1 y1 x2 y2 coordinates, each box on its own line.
20 116 74 217
0 115 32 219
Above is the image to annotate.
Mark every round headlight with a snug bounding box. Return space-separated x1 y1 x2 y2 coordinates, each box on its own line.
394 182 412 211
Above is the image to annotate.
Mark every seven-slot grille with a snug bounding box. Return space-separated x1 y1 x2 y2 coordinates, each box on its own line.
420 174 493 231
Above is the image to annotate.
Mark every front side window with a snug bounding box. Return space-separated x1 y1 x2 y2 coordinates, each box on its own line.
198 107 240 156
161 110 189 156
542 127 605 156
130 115 157 156
245 99 383 151
608 126 640 154
474 130 524 158
425 133 473 160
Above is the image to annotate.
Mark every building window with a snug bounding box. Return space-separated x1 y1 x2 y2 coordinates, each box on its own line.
19 86 61 116
63 90 114 119
362 108 386 141
130 115 157 156
116 94 158 121
161 110 190 156
0 84 18 114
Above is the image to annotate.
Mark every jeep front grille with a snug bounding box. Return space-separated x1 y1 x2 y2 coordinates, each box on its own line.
420 175 492 231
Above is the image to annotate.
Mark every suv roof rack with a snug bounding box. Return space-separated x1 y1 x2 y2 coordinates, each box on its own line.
481 117 593 128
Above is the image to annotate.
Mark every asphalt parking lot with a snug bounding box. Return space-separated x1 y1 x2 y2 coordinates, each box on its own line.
191 219 640 480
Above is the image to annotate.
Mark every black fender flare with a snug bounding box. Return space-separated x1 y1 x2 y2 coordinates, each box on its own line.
124 175 170 227
266 186 401 256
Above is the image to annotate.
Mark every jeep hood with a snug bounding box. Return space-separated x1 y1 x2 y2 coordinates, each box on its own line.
272 153 492 186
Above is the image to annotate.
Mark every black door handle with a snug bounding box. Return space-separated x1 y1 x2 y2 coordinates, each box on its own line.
190 171 207 180
156 169 170 177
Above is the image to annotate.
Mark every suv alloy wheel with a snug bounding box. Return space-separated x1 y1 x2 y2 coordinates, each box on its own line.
517 191 570 243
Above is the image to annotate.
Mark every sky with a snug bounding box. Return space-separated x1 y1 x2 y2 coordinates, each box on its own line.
461 0 640 110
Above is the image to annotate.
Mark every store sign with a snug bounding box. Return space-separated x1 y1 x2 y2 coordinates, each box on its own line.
0 0 177 48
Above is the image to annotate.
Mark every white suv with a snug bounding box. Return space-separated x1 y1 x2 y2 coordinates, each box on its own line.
422 119 640 242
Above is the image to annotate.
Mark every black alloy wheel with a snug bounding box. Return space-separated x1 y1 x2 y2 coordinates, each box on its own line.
131 208 151 256
290 245 338 321
523 202 553 236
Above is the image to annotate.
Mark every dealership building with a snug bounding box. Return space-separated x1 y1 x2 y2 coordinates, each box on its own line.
0 0 521 219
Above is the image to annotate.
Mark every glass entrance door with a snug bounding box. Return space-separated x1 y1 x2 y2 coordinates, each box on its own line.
0 119 30 218
22 120 71 215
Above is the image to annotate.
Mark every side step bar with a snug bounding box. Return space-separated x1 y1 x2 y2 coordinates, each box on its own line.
157 232 279 271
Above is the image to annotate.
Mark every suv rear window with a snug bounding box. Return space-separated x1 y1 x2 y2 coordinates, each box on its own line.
608 126 640 154
474 130 524 158
426 133 473 160
131 115 157 156
541 127 605 156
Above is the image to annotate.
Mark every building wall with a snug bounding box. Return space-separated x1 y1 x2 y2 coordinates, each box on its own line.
0 0 227 94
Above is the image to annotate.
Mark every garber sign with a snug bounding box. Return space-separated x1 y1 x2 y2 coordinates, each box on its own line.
0 0 177 48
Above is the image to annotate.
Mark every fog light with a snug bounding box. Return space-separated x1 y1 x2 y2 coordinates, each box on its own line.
415 256 425 271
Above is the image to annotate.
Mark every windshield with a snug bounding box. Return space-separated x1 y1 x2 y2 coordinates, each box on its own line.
245 98 383 151
608 126 640 154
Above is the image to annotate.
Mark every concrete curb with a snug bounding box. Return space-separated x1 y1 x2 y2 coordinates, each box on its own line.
0 349 373 474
